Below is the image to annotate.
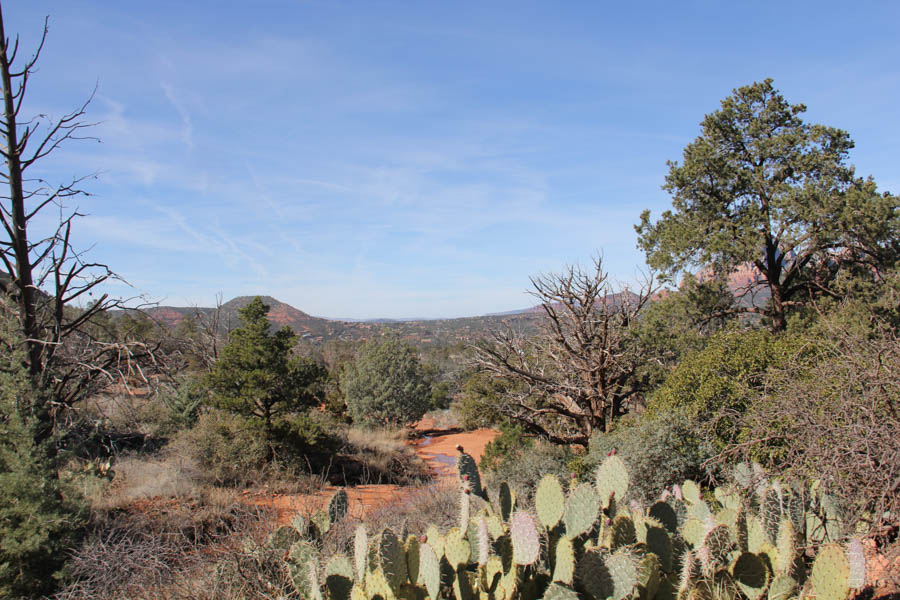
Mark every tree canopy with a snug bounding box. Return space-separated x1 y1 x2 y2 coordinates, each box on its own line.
341 335 431 427
205 297 325 428
636 79 899 330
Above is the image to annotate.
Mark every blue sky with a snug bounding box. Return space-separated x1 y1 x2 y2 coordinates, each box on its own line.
5 1 899 318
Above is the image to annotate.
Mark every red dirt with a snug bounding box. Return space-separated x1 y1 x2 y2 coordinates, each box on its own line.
250 424 499 525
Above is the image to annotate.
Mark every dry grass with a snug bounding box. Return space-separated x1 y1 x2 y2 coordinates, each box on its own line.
338 426 431 486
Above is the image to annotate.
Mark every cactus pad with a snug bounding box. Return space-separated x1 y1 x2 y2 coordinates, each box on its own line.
268 524 301 551
456 451 483 498
536 474 566 529
325 555 355 600
767 574 798 600
510 511 541 566
444 527 471 568
543 582 580 600
404 535 420 586
645 525 673 573
553 534 576 585
565 483 600 539
354 524 368 581
417 543 441 600
375 528 408 594
329 488 350 524
847 537 866 590
610 515 637 550
810 543 850 600
649 501 679 535
680 518 705 548
774 518 795 576
731 552 769 600
497 481 514 521
595 454 629 507
681 480 701 505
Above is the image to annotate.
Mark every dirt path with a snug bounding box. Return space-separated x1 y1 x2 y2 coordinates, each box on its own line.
254 425 498 524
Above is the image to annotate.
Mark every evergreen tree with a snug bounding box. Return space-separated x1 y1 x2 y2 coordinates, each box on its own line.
341 335 430 427
0 301 84 598
205 297 325 429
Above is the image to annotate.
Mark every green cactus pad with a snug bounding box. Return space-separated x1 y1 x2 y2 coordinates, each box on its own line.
681 480 701 505
484 512 505 540
404 535 420 586
686 498 711 522
497 481 514 521
325 555 355 600
510 511 541 566
746 514 768 553
483 555 503 595
714 508 738 528
444 527 471 568
425 524 444 559
565 483 601 539
329 488 350 524
847 537 866 590
452 570 476 600
649 501 679 535
312 508 332 536
767 574 798 600
680 518 705 548
553 535 576 585
456 451 483 498
376 528 408 594
476 517 490 566
417 543 441 600
645 525 673 573
536 474 566 529
701 524 734 570
288 541 320 599
576 549 612 600
810 543 850 600
267 524 301 551
714 486 741 511
605 550 641 600
774 518 795 576
637 553 662 600
544 582 580 600
350 583 367 600
291 513 309 535
595 454 629 507
730 552 769 600
610 515 637 550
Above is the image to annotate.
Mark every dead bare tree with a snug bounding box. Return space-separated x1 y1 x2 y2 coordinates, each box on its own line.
0 7 157 452
472 258 659 446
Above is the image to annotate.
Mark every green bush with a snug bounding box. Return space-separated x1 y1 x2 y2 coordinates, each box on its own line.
647 328 805 449
1 327 85 597
578 410 717 503
480 424 572 504
341 335 431 427
172 410 270 486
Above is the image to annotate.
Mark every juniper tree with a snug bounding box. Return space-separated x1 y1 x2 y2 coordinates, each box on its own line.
637 79 899 331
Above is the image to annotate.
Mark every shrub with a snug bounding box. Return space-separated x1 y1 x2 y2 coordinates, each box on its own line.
579 410 717 503
1 308 85 598
341 335 431 427
647 327 805 450
171 410 270 487
735 320 900 535
480 424 572 504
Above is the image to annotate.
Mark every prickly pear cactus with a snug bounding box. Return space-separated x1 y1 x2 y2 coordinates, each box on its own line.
595 454 629 507
510 511 540 566
536 474 566 529
730 552 768 600
553 535 576 585
354 524 368 581
329 488 349 524
324 555 354 600
565 483 600 539
810 543 850 600
456 449 483 498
